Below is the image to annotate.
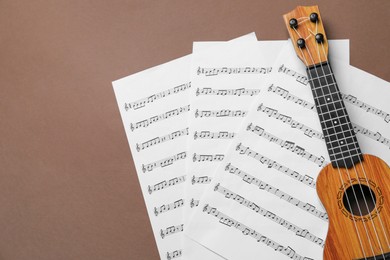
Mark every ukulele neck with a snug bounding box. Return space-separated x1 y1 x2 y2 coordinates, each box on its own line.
307 62 363 168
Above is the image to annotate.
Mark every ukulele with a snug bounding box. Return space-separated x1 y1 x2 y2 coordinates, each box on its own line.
283 6 390 260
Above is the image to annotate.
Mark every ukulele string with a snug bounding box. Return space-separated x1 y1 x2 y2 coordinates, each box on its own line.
320 42 390 251
297 46 368 260
301 15 388 257
296 17 377 258
309 21 384 258
315 18 388 254
295 18 371 258
313 19 386 257
315 41 386 258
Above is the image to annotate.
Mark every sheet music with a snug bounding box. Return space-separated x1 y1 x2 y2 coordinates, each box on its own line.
113 33 257 259
113 55 193 259
185 42 389 260
184 40 349 224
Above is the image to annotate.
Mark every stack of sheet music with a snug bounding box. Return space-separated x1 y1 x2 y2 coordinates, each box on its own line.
112 33 390 260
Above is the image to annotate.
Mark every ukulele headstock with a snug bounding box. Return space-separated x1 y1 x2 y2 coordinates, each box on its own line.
283 6 329 67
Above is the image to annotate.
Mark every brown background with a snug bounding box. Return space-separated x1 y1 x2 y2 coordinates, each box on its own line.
0 1 389 259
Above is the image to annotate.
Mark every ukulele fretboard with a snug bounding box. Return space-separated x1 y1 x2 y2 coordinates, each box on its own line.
307 62 363 168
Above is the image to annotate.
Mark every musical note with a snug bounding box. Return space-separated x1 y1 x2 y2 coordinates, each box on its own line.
195 87 261 96
257 103 324 140
224 163 328 221
246 123 328 167
154 199 184 217
130 105 190 131
202 205 313 260
190 198 200 208
197 67 272 76
278 64 309 85
193 131 236 140
353 124 390 149
235 143 316 188
213 183 324 247
166 249 182 260
194 109 247 118
160 224 184 239
136 128 189 152
191 175 212 185
147 175 186 195
142 152 187 173
124 82 191 111
192 153 225 162
267 84 315 110
341 93 390 123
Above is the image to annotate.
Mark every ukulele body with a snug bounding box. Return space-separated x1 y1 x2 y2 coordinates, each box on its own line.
317 154 390 259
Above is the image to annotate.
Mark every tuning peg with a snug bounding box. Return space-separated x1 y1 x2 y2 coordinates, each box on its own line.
297 38 305 48
315 33 324 43
289 18 298 29
310 13 319 23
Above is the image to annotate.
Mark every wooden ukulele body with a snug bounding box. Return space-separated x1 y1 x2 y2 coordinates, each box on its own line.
317 154 390 259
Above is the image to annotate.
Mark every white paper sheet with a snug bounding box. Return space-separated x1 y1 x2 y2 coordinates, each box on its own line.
112 33 257 260
113 55 192 259
185 42 390 260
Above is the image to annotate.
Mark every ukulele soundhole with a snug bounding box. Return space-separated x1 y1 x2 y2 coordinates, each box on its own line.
337 178 384 221
343 184 376 216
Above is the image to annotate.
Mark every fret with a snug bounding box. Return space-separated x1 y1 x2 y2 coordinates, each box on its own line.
316 96 343 108
325 138 360 154
319 111 349 123
329 149 362 158
307 62 362 168
310 81 337 91
331 155 363 169
316 103 343 115
319 111 347 124
318 107 347 116
311 77 337 88
312 75 335 87
328 137 359 150
312 79 335 90
310 73 334 80
320 120 350 133
308 63 331 77
321 119 350 130
324 129 355 140
329 147 362 158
